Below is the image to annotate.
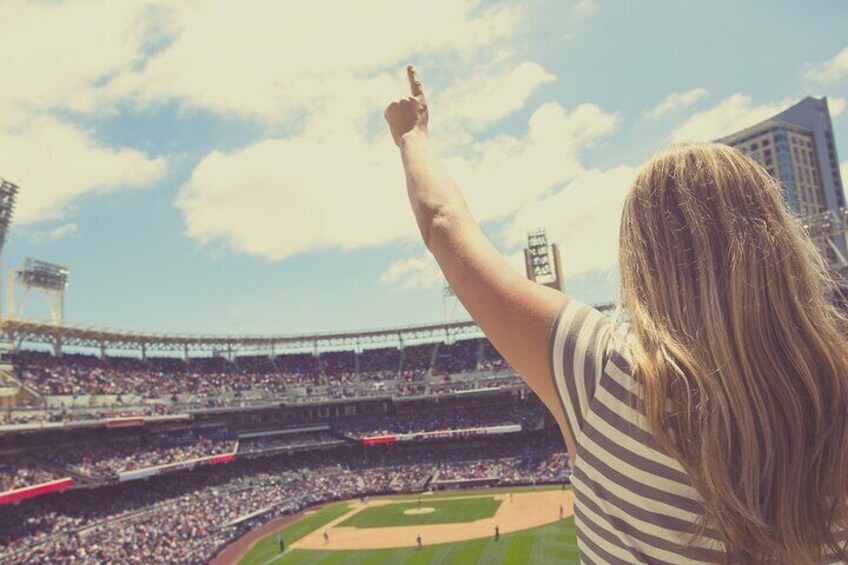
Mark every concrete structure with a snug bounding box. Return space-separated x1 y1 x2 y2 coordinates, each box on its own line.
523 228 566 292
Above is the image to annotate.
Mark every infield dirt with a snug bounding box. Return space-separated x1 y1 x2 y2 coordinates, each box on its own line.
293 489 573 551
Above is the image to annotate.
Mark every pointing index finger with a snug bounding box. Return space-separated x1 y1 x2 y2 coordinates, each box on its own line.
407 64 425 98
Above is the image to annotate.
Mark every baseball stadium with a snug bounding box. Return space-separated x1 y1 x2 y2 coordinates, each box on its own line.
2 2 848 563
1 95 847 564
0 283 584 564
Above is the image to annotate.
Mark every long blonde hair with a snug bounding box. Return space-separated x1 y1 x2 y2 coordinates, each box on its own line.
619 142 848 564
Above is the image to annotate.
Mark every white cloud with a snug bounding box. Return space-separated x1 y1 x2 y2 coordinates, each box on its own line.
0 0 625 285
644 88 708 120
842 162 848 189
47 223 79 241
176 134 413 260
110 0 521 122
177 100 618 262
0 0 169 227
381 247 528 291
0 0 158 126
445 102 618 223
380 254 444 290
381 165 637 290
505 166 639 276
572 0 598 16
27 222 80 244
0 117 166 225
829 97 846 117
0 0 529 233
670 94 787 142
160 0 618 264
438 62 556 130
805 45 848 85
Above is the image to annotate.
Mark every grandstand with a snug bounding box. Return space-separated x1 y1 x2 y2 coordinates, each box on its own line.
0 313 581 564
0 304 623 425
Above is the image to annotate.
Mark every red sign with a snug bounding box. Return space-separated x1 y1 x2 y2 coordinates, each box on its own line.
0 477 73 506
209 453 236 465
362 435 397 446
106 417 145 428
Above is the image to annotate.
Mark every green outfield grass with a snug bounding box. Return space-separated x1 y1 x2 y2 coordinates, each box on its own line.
239 502 353 565
237 487 578 565
273 518 577 565
337 497 501 528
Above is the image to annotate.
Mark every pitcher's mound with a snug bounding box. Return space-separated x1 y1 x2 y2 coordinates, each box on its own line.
403 507 435 515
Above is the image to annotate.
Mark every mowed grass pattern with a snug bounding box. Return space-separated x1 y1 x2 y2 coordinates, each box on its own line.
239 502 352 565
238 487 578 565
338 497 501 528
263 518 578 564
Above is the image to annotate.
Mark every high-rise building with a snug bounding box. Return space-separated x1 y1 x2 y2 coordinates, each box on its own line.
717 96 846 257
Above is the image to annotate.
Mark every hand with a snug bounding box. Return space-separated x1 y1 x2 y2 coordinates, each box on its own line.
384 64 429 147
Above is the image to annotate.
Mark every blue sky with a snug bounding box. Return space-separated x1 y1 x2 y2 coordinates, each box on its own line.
0 0 846 336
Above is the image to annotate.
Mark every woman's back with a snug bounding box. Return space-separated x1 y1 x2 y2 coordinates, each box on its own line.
386 70 848 564
551 298 848 564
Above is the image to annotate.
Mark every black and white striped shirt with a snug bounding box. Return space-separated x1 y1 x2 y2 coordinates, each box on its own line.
550 299 847 564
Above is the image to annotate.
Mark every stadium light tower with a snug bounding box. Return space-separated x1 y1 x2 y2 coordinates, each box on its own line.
524 228 565 292
8 258 69 324
0 179 20 320
442 281 459 325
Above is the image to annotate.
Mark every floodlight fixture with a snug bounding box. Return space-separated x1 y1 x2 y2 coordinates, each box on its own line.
8 258 70 324
19 259 69 291
524 228 565 292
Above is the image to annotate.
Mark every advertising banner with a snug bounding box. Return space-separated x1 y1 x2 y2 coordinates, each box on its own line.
106 417 145 428
0 477 73 505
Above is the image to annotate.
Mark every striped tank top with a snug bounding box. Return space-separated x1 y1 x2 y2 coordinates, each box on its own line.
549 299 845 564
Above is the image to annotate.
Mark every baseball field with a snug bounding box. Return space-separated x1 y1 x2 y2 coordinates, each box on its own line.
229 485 579 565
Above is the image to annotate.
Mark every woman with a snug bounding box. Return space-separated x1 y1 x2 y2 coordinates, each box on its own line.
385 65 848 564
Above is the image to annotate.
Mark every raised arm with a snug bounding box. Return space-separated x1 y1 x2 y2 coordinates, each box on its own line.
385 65 576 456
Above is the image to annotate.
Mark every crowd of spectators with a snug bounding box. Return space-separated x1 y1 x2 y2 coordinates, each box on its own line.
399 343 436 380
2 371 525 428
238 430 343 454
0 432 568 565
432 450 571 485
12 338 510 398
479 341 508 371
427 374 521 395
357 346 400 381
339 401 545 438
0 460 61 492
39 430 235 478
1 403 179 427
14 352 292 398
431 339 479 376
3 341 522 429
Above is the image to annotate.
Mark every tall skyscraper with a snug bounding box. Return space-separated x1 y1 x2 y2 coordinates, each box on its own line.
718 96 846 257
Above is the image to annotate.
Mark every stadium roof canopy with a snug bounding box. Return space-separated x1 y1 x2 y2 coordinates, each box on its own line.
0 302 614 356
